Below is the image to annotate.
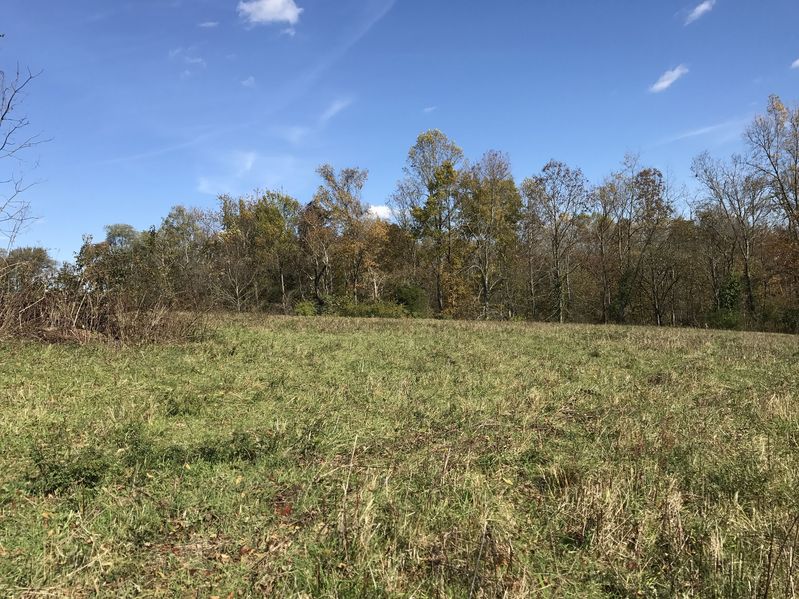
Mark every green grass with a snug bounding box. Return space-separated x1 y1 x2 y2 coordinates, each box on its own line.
1 317 798 597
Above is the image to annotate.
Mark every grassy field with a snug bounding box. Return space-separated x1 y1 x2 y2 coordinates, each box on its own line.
1 317 798 597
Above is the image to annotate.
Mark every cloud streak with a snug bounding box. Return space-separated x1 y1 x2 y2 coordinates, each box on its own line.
792 58 799 69
649 65 689 93
653 115 751 147
319 98 353 123
685 0 715 25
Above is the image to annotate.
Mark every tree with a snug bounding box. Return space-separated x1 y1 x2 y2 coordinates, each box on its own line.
158 205 216 308
256 191 300 313
693 152 770 322
599 158 673 323
313 164 376 301
746 96 799 241
521 161 588 323
461 150 521 318
391 130 464 229
1 43 42 248
392 130 465 314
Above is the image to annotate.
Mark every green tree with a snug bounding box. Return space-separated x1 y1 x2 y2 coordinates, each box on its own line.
460 150 521 318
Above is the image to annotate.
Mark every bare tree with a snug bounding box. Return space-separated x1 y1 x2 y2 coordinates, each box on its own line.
693 152 771 321
746 95 799 241
1 57 42 248
522 161 588 323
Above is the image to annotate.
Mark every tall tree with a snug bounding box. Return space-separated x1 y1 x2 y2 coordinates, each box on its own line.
461 151 521 318
392 130 465 314
521 161 588 323
693 153 770 322
746 96 799 241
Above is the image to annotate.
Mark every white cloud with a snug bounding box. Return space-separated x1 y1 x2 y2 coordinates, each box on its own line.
319 98 353 123
423 106 437 114
238 0 303 26
792 58 799 69
368 205 392 220
198 21 219 28
685 0 715 25
241 76 256 88
649 65 689 93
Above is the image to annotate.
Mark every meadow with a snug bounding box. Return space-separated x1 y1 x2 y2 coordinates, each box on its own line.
1 317 798 597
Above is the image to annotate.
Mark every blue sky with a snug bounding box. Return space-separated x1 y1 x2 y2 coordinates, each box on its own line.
4 0 799 259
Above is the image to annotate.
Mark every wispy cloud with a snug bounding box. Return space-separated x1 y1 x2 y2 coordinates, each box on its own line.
238 0 303 26
197 153 307 196
184 56 206 68
319 98 353 123
423 106 437 114
169 47 208 79
275 99 354 146
233 151 257 176
791 58 799 69
649 65 689 93
198 21 219 28
241 75 256 88
685 0 715 25
654 116 751 147
103 1 395 167
277 126 311 145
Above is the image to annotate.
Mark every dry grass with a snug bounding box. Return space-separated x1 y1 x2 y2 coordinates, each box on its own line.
1 316 798 596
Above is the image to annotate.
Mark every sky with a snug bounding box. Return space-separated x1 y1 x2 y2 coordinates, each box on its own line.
3 0 799 260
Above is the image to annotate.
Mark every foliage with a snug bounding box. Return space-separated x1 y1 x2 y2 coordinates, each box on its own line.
2 97 799 336
293 300 317 316
394 283 428 317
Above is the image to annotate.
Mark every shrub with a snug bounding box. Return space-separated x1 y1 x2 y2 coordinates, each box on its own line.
395 284 429 317
294 300 317 316
781 308 799 334
707 309 741 330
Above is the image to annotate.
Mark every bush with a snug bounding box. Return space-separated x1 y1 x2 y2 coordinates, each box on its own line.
781 308 799 334
1 236 206 344
395 284 429 317
294 300 317 316
707 309 741 330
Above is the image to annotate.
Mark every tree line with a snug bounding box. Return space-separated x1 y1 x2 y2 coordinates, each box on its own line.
2 95 798 338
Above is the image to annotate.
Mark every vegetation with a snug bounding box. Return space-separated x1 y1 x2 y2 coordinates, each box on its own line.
1 316 798 596
4 95 799 339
